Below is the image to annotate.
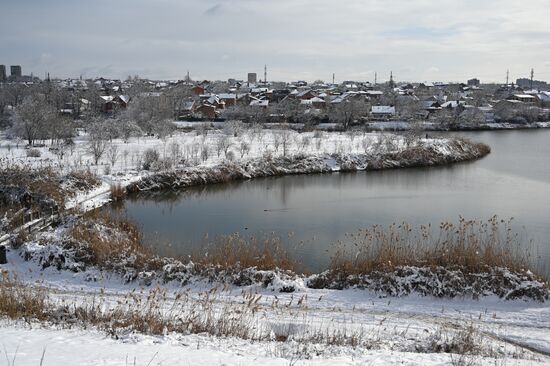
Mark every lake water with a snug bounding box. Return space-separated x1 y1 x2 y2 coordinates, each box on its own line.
114 130 550 274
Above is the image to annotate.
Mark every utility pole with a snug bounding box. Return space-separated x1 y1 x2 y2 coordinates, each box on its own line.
374 72 377 86
264 64 267 85
332 73 335 85
530 68 534 89
506 69 509 85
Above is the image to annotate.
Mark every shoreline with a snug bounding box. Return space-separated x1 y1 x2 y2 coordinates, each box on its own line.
363 121 550 132
126 138 490 193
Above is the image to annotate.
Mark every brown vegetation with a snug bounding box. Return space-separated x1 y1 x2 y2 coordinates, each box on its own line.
192 233 296 272
65 169 101 191
0 164 65 206
67 210 160 272
0 272 48 321
330 216 532 276
109 184 126 202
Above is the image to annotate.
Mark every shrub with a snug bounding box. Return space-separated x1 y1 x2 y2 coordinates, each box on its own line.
65 170 101 192
26 148 41 158
150 158 173 171
142 148 160 170
226 150 236 161
68 210 160 273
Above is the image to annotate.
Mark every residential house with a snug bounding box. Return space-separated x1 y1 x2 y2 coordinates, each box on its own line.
250 99 269 108
196 104 217 119
192 85 205 95
295 90 316 100
176 101 195 119
371 106 396 120
115 95 130 108
507 94 538 105
99 95 115 113
218 93 237 107
536 92 550 107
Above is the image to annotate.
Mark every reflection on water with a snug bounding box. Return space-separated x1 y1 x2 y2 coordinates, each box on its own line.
113 130 550 273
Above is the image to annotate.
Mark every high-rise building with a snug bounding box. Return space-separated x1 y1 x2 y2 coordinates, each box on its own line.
247 72 257 84
10 65 22 78
516 78 548 89
467 78 480 87
0 65 6 81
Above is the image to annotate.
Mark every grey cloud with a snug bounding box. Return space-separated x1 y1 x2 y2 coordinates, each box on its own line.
1 0 549 82
204 4 223 16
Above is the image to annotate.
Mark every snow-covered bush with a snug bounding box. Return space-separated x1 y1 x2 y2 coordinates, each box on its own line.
26 148 41 158
142 148 160 170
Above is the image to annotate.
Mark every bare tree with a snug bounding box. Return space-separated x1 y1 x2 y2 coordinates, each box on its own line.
272 132 282 153
280 127 293 156
396 98 423 121
87 121 108 165
106 143 120 167
11 95 56 145
123 94 174 135
216 135 232 157
328 100 370 130
224 120 244 137
459 108 486 127
169 141 181 165
118 118 143 142
46 116 74 146
239 141 250 158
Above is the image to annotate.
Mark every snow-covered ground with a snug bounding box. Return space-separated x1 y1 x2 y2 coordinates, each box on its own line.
2 244 550 365
0 127 447 210
3 127 547 365
0 128 409 176
3 324 546 366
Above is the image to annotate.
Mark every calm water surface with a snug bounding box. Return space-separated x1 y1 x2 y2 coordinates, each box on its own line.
115 130 550 273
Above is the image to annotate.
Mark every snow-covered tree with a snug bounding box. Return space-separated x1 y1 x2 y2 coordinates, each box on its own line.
11 95 56 145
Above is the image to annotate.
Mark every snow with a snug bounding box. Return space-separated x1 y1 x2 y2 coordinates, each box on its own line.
3 324 516 366
1 127 549 364
1 127 417 212
2 238 550 365
371 106 396 114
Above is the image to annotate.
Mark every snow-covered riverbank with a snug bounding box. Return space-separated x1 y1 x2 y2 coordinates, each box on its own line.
5 128 547 365
365 121 550 131
1 128 489 210
2 244 550 366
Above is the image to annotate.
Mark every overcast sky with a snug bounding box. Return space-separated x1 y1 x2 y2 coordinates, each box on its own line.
2 0 549 83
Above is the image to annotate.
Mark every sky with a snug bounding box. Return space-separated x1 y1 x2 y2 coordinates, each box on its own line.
1 0 550 83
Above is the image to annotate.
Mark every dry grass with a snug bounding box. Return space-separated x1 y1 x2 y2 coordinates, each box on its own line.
330 216 534 276
109 184 126 202
0 164 65 207
0 274 534 360
0 273 259 339
65 169 101 191
0 275 373 348
192 234 296 272
68 210 160 271
0 272 48 321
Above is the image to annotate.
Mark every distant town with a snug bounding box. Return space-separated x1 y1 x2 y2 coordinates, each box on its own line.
1 64 549 133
